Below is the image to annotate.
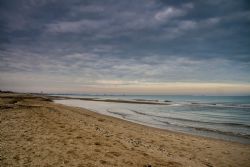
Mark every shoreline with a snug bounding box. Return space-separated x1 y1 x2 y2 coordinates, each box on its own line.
1 93 250 166
54 98 250 144
79 103 248 146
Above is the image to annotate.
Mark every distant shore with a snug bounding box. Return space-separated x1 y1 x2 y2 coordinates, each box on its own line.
49 95 171 105
1 92 250 167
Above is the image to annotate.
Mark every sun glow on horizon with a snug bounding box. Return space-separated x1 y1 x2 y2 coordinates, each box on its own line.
76 82 250 96
2 81 250 96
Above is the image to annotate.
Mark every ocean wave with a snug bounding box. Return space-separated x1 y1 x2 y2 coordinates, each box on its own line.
187 102 250 109
106 108 133 118
106 108 250 139
129 109 250 128
192 127 250 139
155 119 250 139
133 99 159 102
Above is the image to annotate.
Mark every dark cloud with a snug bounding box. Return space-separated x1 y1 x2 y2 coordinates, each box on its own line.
0 0 250 92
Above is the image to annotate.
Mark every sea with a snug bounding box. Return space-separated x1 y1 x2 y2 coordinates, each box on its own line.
53 94 250 144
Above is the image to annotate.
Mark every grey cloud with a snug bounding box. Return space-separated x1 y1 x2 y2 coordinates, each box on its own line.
0 0 250 93
46 19 108 33
154 3 193 21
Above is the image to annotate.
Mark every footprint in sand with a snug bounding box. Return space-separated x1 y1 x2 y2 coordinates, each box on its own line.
94 142 101 146
105 151 121 158
99 160 111 165
66 150 79 158
161 161 182 167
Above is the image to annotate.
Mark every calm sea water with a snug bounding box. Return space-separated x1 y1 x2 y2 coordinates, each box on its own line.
53 95 250 144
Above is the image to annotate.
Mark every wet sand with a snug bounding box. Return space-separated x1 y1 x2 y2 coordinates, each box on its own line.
1 93 250 167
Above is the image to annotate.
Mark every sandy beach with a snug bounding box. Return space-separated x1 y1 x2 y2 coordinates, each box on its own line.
1 93 250 167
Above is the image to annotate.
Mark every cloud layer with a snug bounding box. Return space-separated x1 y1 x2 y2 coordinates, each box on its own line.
0 0 250 94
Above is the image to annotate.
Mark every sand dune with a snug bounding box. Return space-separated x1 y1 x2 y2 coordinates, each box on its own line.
1 93 250 167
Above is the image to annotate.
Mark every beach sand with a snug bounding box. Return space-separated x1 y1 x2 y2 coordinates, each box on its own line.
1 93 250 167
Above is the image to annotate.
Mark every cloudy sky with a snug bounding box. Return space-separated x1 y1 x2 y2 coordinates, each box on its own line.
0 0 250 95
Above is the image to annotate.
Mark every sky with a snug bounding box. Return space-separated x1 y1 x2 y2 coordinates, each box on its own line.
0 0 250 95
